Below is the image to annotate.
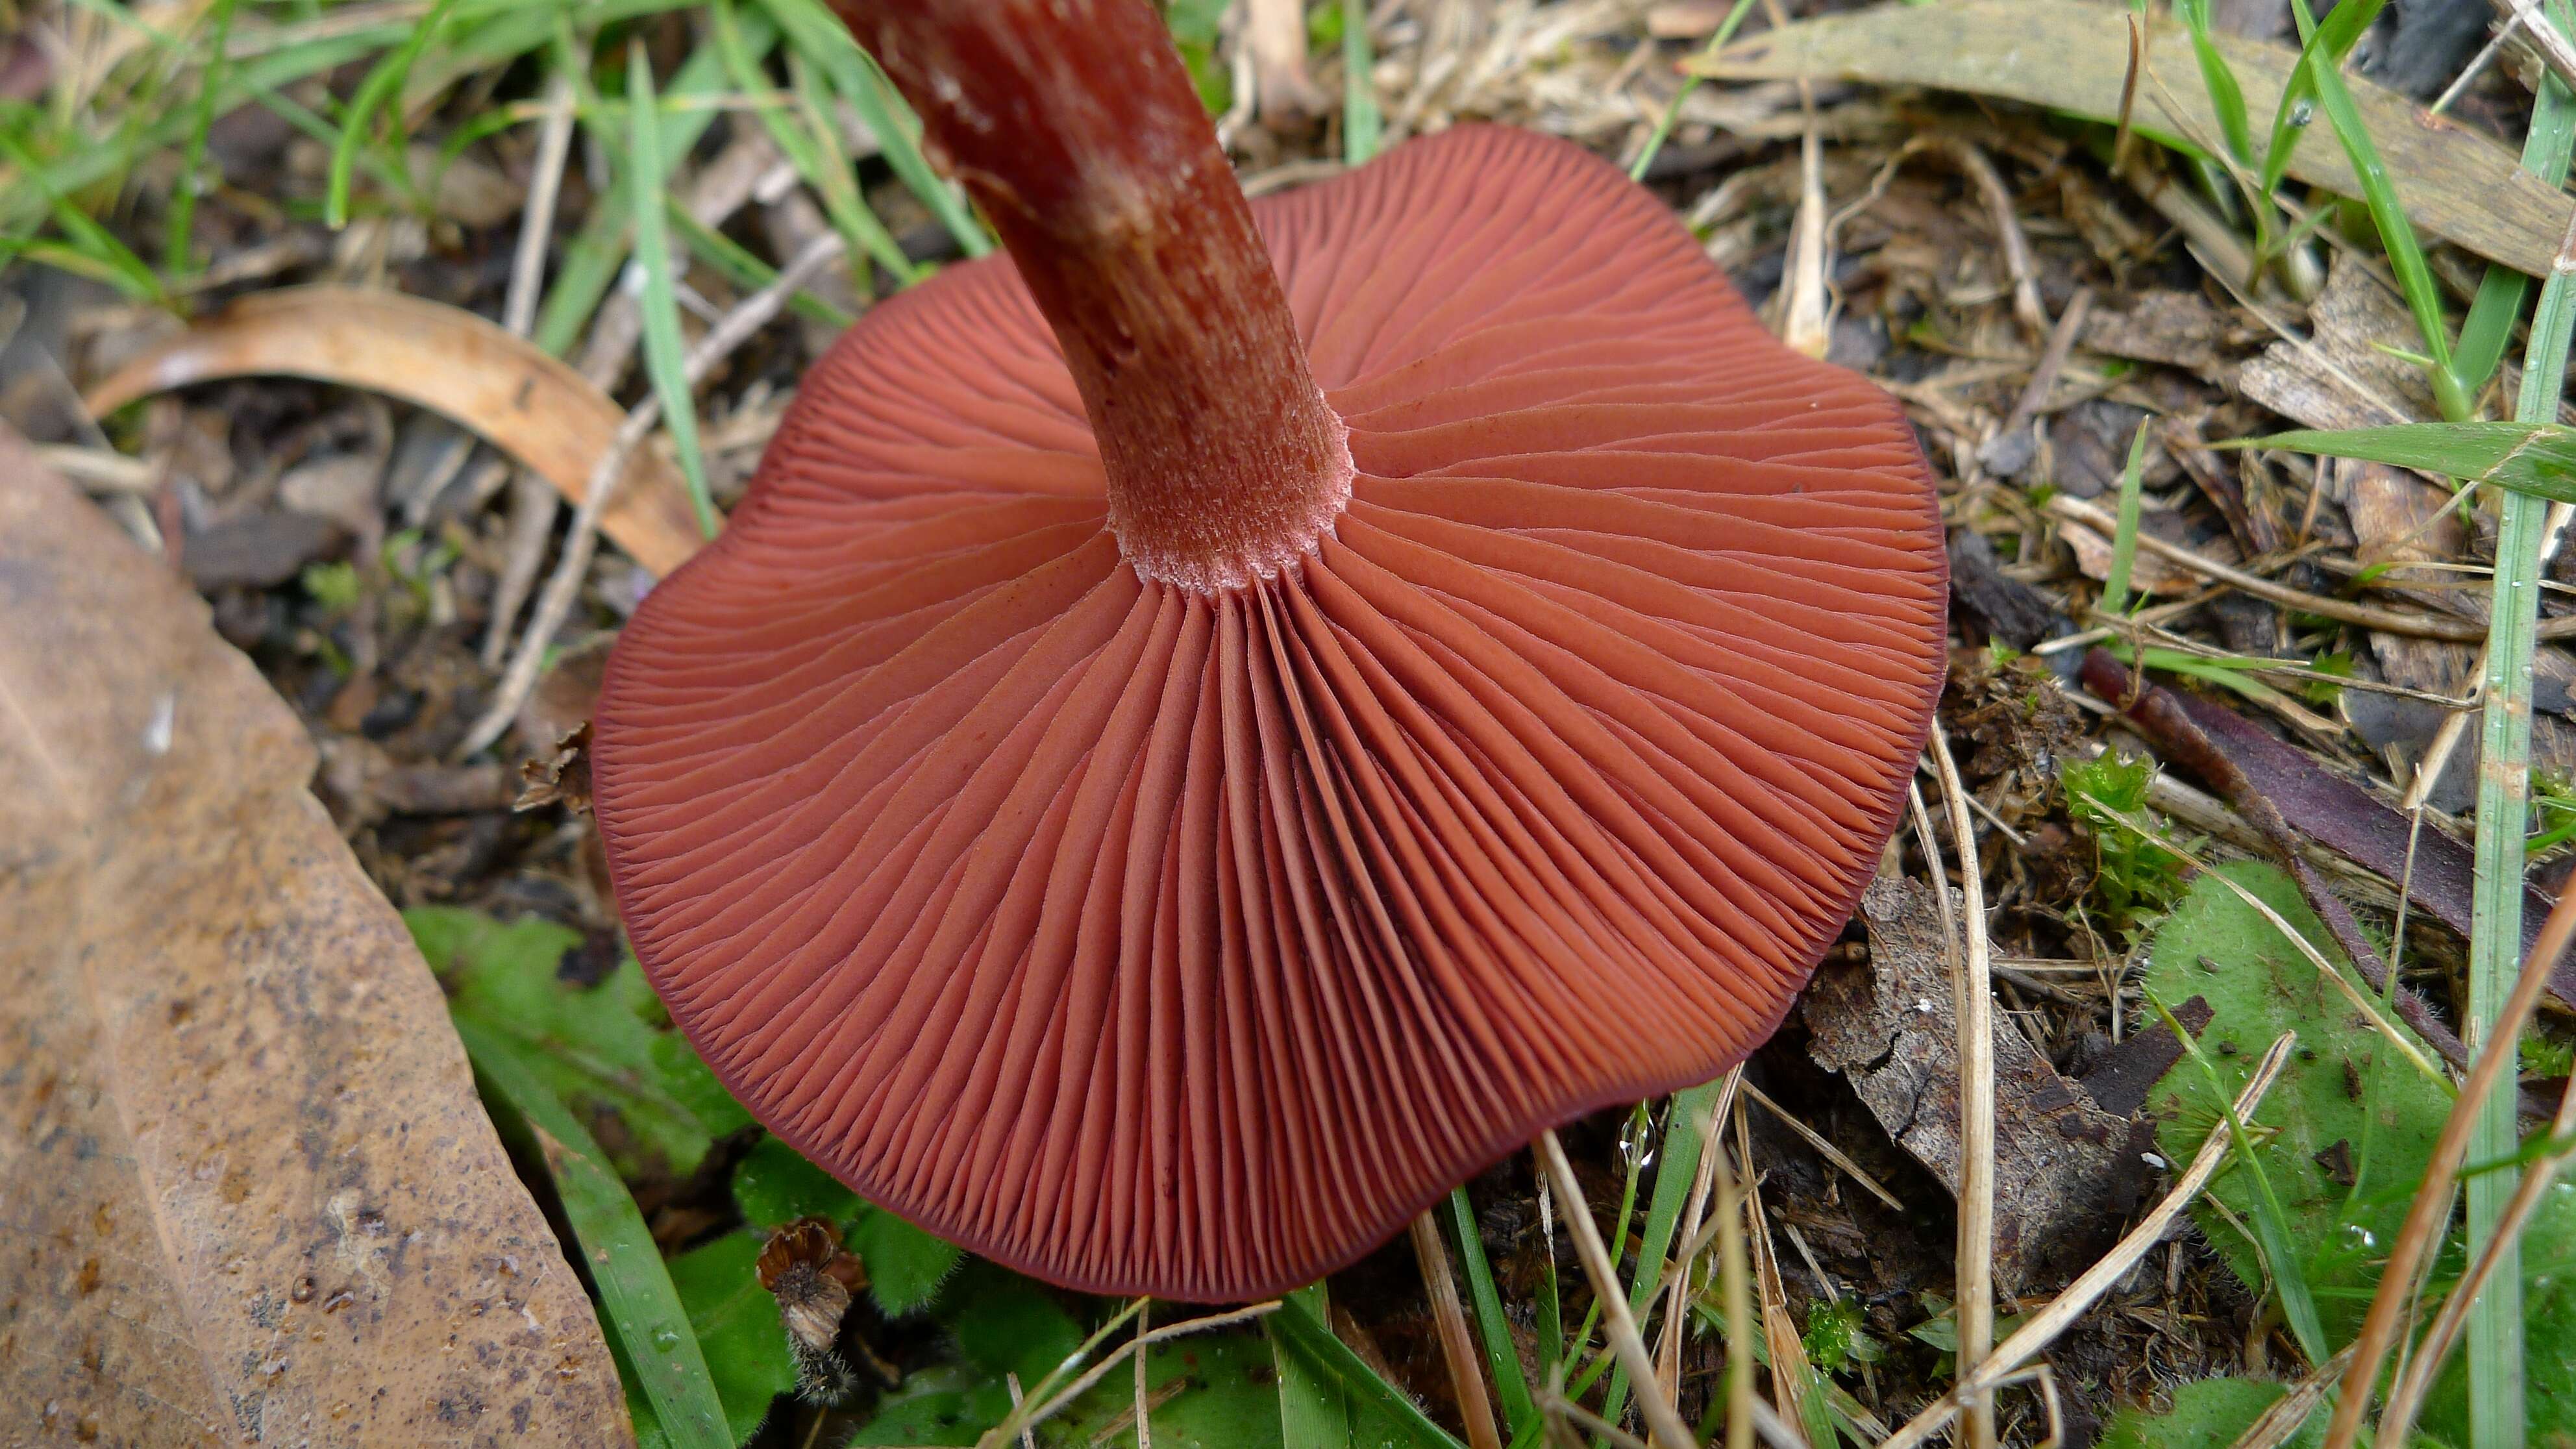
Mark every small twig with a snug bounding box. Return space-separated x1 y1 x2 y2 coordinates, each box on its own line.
459 233 848 758
1995 287 2094 441
2325 881 2576 1448
1946 138 2046 336
2433 14 2518 116
1411 1213 1503 1449
1737 1081 1903 1212
1534 1131 1698 1449
1877 1035 2297 1449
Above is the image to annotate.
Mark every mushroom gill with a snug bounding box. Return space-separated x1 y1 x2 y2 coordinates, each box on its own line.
593 0 1947 1302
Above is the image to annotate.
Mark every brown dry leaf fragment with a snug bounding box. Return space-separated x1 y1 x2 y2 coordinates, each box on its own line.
2081 290 2253 374
0 434 630 1448
84 288 704 576
519 722 594 814
1805 877 2144 1291
1704 0 2574 279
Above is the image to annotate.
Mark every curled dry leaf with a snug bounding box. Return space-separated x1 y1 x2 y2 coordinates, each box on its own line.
84 287 706 577
1704 0 2576 280
0 432 630 1447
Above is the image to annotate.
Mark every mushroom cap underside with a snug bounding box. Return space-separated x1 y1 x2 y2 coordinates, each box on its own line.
593 123 1950 1302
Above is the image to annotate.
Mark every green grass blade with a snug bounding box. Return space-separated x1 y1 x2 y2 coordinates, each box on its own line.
325 0 459 229
1599 1082 1720 1432
1628 0 1759 182
0 132 165 305
2174 0 2253 163
625 43 719 539
456 1019 732 1449
2464 14 2576 1438
756 0 990 256
1270 1294 1468 1449
1271 1283 1352 1449
2236 422 2576 502
2285 0 2460 414
1343 0 1380 166
2101 419 2153 616
1446 1189 1539 1437
533 21 768 361
713 0 913 286
2255 0 2385 192
782 46 917 284
163 0 238 275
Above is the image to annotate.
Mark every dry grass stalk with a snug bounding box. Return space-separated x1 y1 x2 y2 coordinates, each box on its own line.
2323 880 2576 1448
1709 1141 1757 1449
458 232 848 757
1535 1130 1699 1449
2218 1344 2354 1449
1656 1074 1733 1405
1739 1104 1815 1435
1878 1034 2298 1449
1411 1212 1504 1449
1929 724 1998 1449
482 73 578 671
1738 1079 1903 1211
974 1300 1278 1449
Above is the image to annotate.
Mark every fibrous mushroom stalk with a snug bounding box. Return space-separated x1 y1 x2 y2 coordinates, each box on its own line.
834 0 1353 591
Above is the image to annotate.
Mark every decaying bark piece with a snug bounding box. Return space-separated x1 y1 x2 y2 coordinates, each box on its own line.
0 435 629 1447
1807 877 2142 1289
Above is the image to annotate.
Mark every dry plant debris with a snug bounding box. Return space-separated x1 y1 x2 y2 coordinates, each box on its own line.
1809 878 2142 1291
0 434 625 1446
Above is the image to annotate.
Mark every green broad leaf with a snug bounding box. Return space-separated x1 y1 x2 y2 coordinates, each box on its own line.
627 1232 799 1449
2143 863 2439 1346
2099 1376 2319 1448
942 1263 1084 1388
732 1135 861 1230
406 907 744 1178
2140 867 2576 1439
2242 421 2576 501
853 1206 965 1317
1043 1330 1284 1449
845 1361 1006 1445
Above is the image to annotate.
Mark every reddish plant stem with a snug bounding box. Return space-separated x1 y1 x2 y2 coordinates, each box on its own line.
834 0 1351 591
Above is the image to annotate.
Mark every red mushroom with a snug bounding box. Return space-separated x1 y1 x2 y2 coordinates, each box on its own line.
593 0 1947 1301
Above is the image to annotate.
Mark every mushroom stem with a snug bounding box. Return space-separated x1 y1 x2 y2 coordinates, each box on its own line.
835 0 1353 592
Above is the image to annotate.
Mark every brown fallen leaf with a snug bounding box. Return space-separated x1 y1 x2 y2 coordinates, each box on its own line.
0 432 631 1447
84 287 706 576
1703 0 2575 280
1805 876 2146 1291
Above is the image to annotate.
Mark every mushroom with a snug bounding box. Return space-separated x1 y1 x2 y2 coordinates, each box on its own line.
592 0 1948 1302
